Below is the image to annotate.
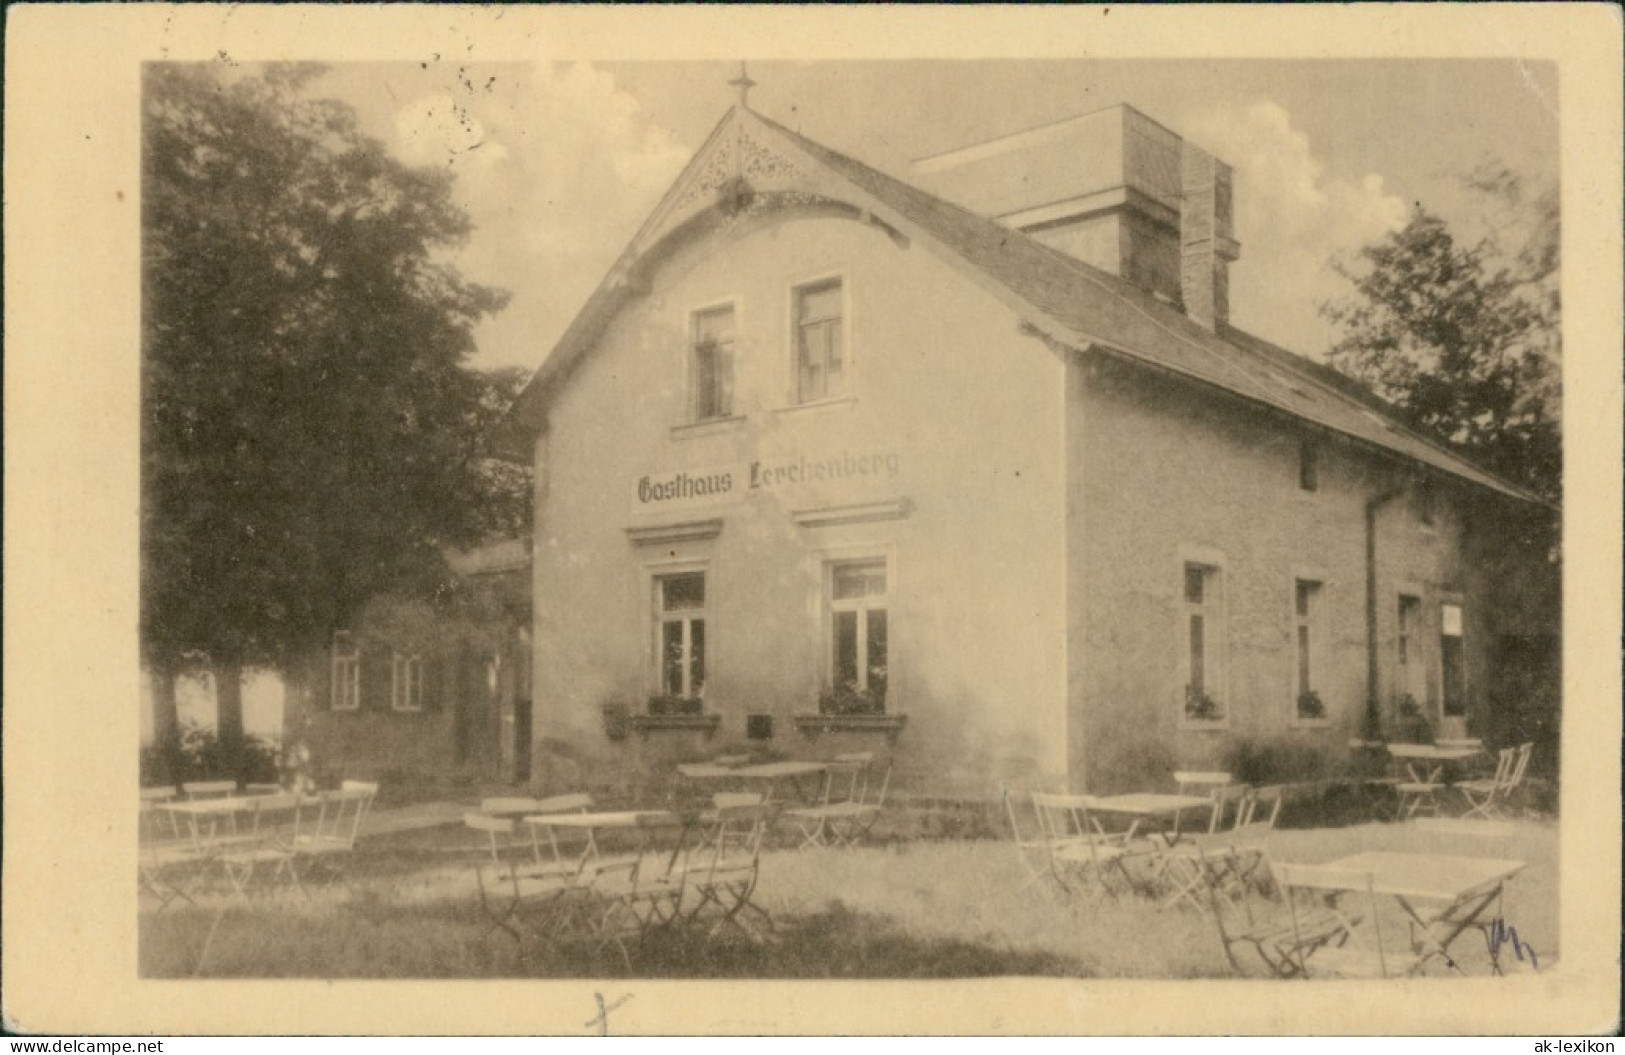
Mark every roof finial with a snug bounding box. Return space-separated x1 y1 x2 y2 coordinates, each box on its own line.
728 61 756 110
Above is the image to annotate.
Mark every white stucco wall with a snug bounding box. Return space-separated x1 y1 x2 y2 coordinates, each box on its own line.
532 206 1068 794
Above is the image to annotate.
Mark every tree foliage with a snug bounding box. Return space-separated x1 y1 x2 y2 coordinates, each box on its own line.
142 63 526 710
1322 162 1560 503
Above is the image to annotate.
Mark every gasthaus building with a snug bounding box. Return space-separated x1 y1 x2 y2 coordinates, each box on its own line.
506 94 1556 798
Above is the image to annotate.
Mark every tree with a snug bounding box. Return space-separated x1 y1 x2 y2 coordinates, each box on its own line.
142 64 525 773
1321 162 1560 504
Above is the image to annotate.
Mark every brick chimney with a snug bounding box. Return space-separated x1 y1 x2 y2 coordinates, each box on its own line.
914 104 1240 330
1179 144 1240 329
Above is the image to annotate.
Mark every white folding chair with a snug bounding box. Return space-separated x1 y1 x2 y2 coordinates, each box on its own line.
1272 861 1419 979
1030 791 1138 899
1154 783 1251 911
1457 742 1532 819
217 793 306 899
675 801 773 942
286 782 376 888
1002 786 1056 895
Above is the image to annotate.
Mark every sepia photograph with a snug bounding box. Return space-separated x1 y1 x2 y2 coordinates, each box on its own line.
4 4 1620 1038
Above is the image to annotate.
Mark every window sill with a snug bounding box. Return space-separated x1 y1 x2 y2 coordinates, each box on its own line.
671 415 746 439
627 713 722 740
1177 719 1230 732
1289 718 1332 730
775 395 855 415
792 712 907 744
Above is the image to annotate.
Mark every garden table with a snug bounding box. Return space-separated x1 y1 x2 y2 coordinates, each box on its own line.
1387 744 1485 817
1386 743 1483 785
520 809 696 960
1086 793 1213 844
1317 850 1528 974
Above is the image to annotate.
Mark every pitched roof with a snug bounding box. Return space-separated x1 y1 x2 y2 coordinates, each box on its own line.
510 106 1542 506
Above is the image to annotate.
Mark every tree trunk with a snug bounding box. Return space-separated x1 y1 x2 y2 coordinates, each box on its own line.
215 659 245 782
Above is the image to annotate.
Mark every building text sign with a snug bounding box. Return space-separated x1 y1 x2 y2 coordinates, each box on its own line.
632 449 901 515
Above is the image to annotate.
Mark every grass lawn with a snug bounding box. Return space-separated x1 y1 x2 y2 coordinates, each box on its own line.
140 817 1558 979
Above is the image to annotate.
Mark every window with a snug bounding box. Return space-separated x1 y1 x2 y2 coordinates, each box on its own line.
795 278 845 403
391 652 424 712
1298 438 1319 492
1440 602 1466 717
690 305 735 422
826 559 888 711
1397 594 1425 704
1183 563 1224 721
331 631 360 711
655 571 706 700
1294 580 1325 721
1418 480 1437 528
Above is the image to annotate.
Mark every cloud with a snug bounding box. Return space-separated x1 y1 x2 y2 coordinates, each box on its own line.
378 63 691 373
393 93 510 172
1184 100 1406 357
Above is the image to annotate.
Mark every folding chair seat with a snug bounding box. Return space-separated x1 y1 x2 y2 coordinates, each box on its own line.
1152 783 1250 911
1457 743 1532 820
675 802 773 942
783 755 868 849
139 798 209 910
1396 777 1445 819
217 793 306 899
1197 846 1324 977
464 811 587 953
1221 784 1286 897
828 760 890 847
286 783 375 886
1272 861 1420 979
1030 792 1141 899
1002 786 1056 896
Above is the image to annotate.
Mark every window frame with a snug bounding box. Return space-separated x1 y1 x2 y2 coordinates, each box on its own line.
1439 598 1467 718
814 547 896 712
1298 437 1320 492
1289 574 1329 727
1177 547 1229 728
1396 590 1428 708
686 299 739 425
790 273 851 407
391 651 424 713
649 563 710 703
330 631 360 712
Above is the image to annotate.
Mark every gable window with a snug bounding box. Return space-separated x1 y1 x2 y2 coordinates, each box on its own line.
825 559 888 712
1183 562 1225 722
1440 603 1466 717
331 631 360 712
795 278 845 403
391 652 424 712
1294 580 1325 721
1417 480 1438 528
691 305 736 422
1298 438 1319 492
655 571 706 700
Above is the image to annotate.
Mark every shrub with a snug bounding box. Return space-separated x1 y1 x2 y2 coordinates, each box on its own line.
818 684 885 716
140 720 280 787
1222 737 1328 787
647 695 704 716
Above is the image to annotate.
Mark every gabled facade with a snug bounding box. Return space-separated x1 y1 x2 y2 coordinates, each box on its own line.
510 100 1556 797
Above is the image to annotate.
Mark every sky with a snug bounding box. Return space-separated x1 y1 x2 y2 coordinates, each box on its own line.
301 58 1559 378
